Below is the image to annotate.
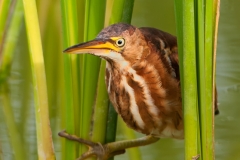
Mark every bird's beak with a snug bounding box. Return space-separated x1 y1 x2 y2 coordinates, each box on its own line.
64 39 120 54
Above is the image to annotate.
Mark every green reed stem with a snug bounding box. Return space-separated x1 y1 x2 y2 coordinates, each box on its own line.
78 0 106 155
175 0 200 159
0 0 23 82
0 1 25 159
22 0 55 159
0 85 25 160
174 0 184 93
212 1 220 157
105 103 118 144
200 0 214 159
196 0 205 158
91 61 109 143
109 0 135 24
0 0 11 47
175 0 218 159
60 0 80 159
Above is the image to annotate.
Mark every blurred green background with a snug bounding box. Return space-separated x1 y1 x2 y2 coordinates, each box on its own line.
0 0 239 159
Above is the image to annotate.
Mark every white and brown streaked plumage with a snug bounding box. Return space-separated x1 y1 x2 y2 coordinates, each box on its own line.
60 23 219 160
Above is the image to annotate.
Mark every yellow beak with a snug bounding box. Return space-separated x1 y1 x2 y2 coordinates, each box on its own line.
64 39 120 54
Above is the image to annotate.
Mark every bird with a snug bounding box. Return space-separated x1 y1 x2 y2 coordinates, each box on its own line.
59 23 219 160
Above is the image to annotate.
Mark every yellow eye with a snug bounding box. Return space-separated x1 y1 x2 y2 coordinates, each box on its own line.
115 38 125 47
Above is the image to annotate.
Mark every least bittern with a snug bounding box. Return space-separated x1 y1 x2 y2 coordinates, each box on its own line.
59 23 219 160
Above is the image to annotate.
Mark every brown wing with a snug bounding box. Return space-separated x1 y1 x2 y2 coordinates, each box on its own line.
139 27 180 81
139 27 219 115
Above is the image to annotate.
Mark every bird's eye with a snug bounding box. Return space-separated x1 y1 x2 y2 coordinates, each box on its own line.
115 38 125 47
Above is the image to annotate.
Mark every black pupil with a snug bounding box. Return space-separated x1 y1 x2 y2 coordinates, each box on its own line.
117 40 123 45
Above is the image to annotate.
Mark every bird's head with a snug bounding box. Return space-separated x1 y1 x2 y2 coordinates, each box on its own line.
64 23 151 66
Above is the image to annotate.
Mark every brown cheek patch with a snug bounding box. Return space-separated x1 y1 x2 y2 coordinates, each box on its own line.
122 29 148 64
